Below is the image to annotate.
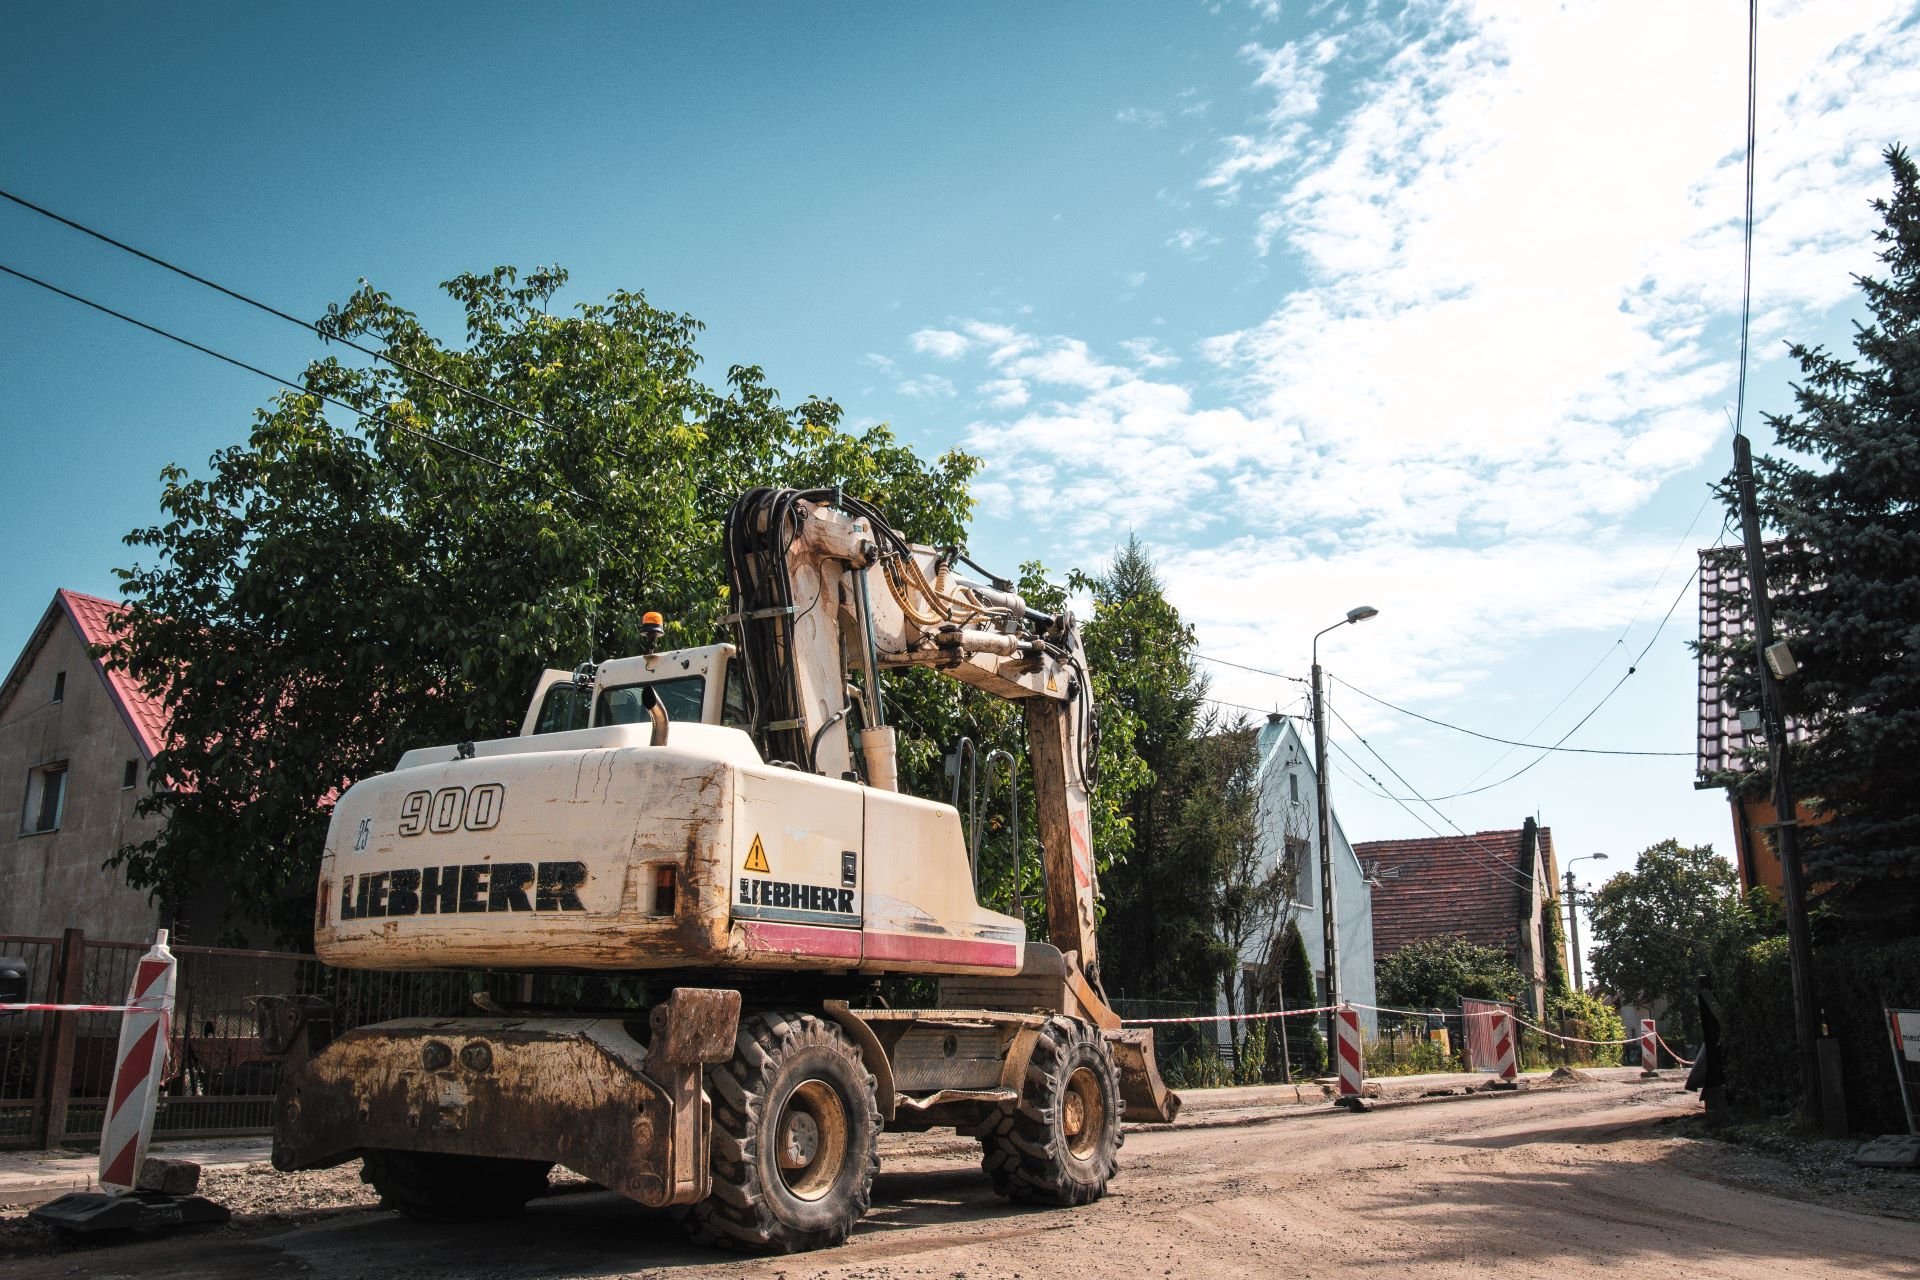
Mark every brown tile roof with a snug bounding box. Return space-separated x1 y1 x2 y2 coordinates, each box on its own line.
1353 826 1548 958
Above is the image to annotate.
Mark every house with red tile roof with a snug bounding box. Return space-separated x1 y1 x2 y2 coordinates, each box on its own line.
1352 819 1567 1018
0 590 176 942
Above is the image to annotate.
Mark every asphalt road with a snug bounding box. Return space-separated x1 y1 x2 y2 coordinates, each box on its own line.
7 1077 1916 1279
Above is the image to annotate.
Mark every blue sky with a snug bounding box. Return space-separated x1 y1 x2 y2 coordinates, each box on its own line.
6 1 1919 934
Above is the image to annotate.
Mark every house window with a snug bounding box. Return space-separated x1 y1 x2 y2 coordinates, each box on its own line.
123 760 139 790
1285 834 1313 906
52 671 65 703
22 764 68 834
1289 771 1299 804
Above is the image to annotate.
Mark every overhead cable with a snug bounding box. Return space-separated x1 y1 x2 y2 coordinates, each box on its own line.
1328 677 1691 757
0 262 588 502
0 186 597 453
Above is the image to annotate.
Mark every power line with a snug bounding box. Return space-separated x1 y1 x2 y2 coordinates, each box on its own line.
1328 677 1691 757
1357 557 1710 803
1733 0 1760 439
1195 652 1309 684
0 262 588 503
1324 733 1538 898
0 186 600 455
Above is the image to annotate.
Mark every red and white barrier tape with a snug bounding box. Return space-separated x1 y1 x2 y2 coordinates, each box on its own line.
1123 999 1645 1054
1654 1032 1696 1067
0 1003 146 1014
1511 1013 1637 1046
1121 1002 1341 1026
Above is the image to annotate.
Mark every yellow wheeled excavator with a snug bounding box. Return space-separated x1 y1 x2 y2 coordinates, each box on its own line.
261 487 1179 1253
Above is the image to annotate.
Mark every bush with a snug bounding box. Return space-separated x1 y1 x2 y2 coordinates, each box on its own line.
1545 989 1627 1067
1378 935 1524 1009
1716 933 1920 1132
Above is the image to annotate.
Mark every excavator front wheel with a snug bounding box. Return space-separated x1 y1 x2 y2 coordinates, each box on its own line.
979 1015 1122 1205
679 1012 881 1253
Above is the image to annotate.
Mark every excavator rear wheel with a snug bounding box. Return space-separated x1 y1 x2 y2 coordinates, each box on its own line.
359 1149 553 1222
978 1015 1122 1205
678 1012 881 1253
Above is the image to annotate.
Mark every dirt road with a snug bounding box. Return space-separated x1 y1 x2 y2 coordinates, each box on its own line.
5 1078 1915 1279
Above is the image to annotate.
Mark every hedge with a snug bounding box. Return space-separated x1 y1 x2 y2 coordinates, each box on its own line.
1719 934 1920 1132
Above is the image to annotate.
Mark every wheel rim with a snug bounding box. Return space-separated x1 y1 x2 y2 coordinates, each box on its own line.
775 1078 849 1201
1062 1065 1106 1160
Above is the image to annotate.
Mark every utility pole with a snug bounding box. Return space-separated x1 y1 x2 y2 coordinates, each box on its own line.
1311 606 1377 1052
1732 431 1825 1125
1312 658 1337 1049
1564 871 1584 991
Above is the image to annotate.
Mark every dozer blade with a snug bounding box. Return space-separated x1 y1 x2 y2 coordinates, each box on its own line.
1103 1026 1181 1124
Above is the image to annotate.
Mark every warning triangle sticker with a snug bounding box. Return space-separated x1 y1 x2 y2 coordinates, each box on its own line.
743 833 771 874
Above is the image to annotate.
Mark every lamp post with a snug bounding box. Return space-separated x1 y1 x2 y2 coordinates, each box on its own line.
1563 853 1607 992
1312 605 1378 1050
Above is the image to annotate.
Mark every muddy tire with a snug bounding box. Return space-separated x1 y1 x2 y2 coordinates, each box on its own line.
677 1011 881 1254
359 1149 552 1222
979 1015 1122 1205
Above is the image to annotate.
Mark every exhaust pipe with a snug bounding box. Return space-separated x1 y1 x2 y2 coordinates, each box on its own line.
641 684 669 746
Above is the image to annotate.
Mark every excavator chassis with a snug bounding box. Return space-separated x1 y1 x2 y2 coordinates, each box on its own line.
268 983 1178 1232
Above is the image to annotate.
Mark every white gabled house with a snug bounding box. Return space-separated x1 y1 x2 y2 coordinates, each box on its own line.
1215 713 1377 1049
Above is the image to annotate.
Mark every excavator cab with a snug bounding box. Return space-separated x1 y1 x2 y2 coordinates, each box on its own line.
520 643 747 736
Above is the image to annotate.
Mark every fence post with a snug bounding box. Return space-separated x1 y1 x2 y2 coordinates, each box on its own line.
35 927 85 1150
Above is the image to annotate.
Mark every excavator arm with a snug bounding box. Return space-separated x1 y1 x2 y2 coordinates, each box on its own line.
724 488 1108 1009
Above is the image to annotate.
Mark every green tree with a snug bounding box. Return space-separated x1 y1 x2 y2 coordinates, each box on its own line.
1376 935 1524 1010
1587 840 1749 1043
1723 145 1920 926
1074 538 1229 1010
109 266 977 944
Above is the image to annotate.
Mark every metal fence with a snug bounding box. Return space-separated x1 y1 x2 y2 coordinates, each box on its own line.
0 930 655 1150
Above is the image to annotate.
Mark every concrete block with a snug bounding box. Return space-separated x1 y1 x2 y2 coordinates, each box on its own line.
136 1156 202 1196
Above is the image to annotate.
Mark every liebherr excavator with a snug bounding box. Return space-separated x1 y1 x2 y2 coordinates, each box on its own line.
264 488 1179 1254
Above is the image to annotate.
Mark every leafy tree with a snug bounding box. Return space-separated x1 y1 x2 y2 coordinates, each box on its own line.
109 266 978 944
1376 935 1524 1010
1587 840 1750 1042
1074 538 1229 1009
1720 145 1920 926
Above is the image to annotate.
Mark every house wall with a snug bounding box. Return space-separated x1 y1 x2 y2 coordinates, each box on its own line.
0 622 161 942
1216 718 1377 1041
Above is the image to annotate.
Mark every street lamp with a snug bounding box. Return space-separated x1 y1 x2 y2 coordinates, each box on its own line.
1312 605 1379 1048
1564 853 1608 991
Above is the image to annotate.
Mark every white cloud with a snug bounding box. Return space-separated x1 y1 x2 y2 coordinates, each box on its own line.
1117 106 1167 127
896 374 956 399
909 328 971 360
978 378 1030 409
930 0 1920 707
1168 226 1221 253
1121 337 1181 369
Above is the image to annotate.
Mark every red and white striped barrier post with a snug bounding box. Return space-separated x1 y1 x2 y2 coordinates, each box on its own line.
1335 1004 1365 1103
98 930 177 1194
1639 1018 1659 1073
1493 1010 1518 1082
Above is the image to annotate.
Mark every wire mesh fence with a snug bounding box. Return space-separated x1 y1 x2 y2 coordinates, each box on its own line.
0 931 661 1149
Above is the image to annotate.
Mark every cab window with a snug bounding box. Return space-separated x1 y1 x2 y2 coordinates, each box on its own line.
722 663 750 727
532 682 591 735
596 676 706 727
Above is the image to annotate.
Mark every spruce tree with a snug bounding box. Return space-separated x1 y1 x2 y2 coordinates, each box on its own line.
1077 537 1227 1008
1745 145 1920 924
